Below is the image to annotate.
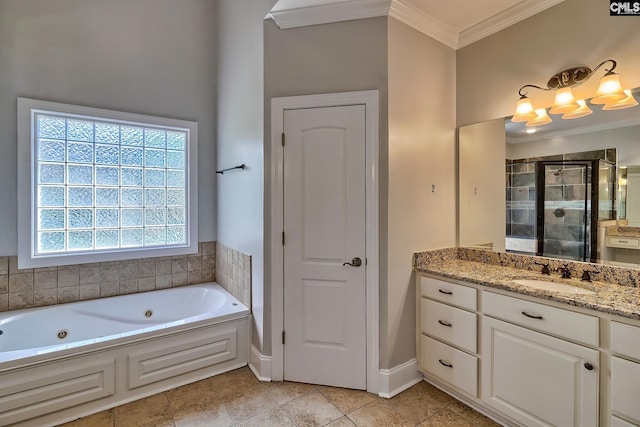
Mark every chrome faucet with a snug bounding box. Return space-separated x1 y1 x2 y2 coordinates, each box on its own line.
557 264 571 279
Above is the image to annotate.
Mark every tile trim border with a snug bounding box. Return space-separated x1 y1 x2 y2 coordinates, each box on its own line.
248 344 272 382
378 358 423 398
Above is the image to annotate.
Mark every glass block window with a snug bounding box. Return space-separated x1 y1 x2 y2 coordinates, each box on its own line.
18 98 198 268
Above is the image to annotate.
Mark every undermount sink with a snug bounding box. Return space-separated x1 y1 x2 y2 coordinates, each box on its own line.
513 279 596 295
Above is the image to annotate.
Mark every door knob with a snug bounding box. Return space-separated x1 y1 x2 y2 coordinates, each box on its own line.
343 257 363 267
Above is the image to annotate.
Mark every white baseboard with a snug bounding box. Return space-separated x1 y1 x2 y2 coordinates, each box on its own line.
248 345 272 382
378 358 423 398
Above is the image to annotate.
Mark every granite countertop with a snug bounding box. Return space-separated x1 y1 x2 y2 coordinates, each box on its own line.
606 226 640 238
414 248 640 321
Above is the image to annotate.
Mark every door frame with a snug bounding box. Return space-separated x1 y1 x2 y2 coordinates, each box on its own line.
270 90 379 393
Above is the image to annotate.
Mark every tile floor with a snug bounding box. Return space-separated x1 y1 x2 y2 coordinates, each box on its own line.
60 367 501 427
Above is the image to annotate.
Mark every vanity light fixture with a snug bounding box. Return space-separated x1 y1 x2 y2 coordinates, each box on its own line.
602 89 639 110
562 100 593 119
525 108 552 127
511 59 637 126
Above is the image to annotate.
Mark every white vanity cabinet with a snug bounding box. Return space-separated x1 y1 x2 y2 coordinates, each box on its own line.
610 321 640 426
482 292 599 427
417 276 478 397
416 273 611 427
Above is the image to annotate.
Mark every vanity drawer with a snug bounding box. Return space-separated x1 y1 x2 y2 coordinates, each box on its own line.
611 356 640 424
420 334 478 397
420 298 477 353
482 291 599 347
606 236 640 249
611 321 640 361
419 276 477 311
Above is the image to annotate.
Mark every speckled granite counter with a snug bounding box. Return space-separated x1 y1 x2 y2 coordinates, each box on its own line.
606 226 640 238
413 247 640 321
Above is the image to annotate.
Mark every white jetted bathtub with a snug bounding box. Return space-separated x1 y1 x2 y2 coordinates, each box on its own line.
0 283 250 426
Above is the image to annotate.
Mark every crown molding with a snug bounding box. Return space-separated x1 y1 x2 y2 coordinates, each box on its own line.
269 0 391 29
458 0 565 49
388 0 458 49
267 0 564 50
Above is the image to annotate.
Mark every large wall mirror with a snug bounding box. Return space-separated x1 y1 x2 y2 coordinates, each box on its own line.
458 88 640 267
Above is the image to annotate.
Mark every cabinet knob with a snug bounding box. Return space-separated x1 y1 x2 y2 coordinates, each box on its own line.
584 362 594 371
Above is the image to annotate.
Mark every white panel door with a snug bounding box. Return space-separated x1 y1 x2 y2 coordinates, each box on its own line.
482 317 599 427
283 105 366 389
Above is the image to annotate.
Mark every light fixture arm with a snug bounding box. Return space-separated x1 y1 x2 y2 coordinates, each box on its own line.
590 59 617 76
518 84 551 97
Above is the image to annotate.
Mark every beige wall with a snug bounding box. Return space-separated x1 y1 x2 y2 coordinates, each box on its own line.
217 0 277 356
459 119 506 251
263 17 389 357
386 18 456 367
263 16 457 369
0 0 218 255
457 0 640 127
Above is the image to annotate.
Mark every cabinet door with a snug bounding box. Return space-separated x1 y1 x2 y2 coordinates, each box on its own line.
482 317 599 427
611 356 640 424
611 416 638 427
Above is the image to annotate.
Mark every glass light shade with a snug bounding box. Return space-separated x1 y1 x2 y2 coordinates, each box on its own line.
591 73 626 104
602 89 638 110
562 99 593 119
511 96 537 122
526 108 552 127
549 87 580 115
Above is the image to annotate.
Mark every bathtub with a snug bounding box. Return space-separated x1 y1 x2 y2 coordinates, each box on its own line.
0 283 250 426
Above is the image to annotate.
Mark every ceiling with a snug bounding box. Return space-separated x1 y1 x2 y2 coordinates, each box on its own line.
268 0 565 49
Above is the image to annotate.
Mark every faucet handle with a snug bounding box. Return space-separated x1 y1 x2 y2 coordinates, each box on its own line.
581 270 599 282
557 263 572 279
534 261 551 275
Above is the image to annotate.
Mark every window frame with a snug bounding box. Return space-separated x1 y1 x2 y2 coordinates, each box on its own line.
17 98 198 269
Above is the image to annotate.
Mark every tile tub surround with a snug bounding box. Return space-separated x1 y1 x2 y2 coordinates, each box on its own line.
60 366 499 427
0 241 216 312
215 242 251 308
414 247 640 320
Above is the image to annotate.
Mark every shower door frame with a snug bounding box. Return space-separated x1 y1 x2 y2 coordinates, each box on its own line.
535 160 599 263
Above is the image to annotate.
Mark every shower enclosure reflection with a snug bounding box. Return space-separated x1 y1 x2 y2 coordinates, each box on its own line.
506 156 615 262
458 88 640 267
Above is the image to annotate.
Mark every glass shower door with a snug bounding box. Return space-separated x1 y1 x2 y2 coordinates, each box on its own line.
536 162 592 262
598 160 616 220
